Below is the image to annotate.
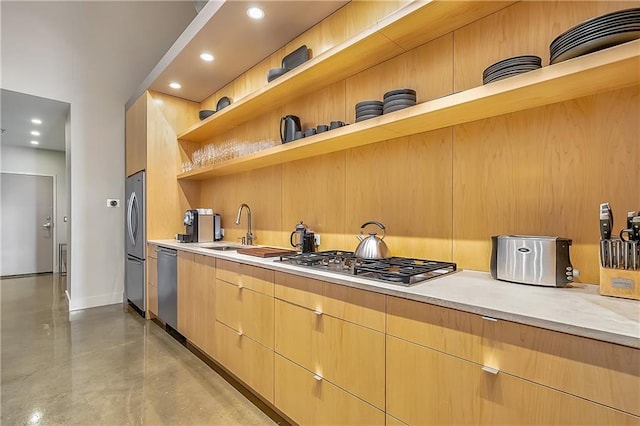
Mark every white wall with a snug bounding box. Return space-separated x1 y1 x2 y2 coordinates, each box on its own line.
1 146 67 272
1 1 195 310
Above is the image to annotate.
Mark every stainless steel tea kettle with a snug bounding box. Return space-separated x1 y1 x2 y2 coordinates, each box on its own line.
354 221 390 259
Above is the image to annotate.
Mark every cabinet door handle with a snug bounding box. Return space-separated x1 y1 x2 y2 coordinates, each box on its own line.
482 366 499 375
237 331 243 337
313 310 323 316
313 374 322 381
238 284 244 290
481 316 498 322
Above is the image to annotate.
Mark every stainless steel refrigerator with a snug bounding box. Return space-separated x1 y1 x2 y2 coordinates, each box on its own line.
125 170 145 314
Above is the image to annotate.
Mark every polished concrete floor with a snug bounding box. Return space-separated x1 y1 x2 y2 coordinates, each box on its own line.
1 274 277 425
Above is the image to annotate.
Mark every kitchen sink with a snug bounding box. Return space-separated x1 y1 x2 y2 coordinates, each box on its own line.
202 245 243 251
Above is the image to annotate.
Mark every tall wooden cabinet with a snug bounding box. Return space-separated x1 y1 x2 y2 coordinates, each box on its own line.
124 91 200 318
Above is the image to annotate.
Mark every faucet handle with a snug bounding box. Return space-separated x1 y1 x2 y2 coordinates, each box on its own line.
238 236 246 245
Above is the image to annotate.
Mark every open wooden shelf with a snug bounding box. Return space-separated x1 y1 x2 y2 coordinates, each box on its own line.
176 0 515 143
177 40 640 181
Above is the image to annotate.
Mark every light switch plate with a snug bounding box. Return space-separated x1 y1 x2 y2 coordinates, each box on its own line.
107 199 120 208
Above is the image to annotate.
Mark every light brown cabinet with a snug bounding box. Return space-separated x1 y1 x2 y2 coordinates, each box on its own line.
177 251 216 355
274 354 384 426
147 244 158 316
386 335 638 425
386 296 640 424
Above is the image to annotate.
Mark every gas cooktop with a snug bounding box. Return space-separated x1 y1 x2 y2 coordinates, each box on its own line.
278 250 457 286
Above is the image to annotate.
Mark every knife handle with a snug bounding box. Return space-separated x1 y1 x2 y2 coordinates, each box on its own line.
600 240 609 268
600 218 612 240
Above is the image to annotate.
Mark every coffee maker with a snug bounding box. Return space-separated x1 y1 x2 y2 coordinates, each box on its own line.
177 210 199 243
290 221 316 253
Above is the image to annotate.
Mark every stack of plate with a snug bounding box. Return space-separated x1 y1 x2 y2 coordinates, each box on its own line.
483 55 542 84
383 89 416 114
355 100 383 122
550 8 640 64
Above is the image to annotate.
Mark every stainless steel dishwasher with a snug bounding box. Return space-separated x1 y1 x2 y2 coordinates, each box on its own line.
156 247 178 329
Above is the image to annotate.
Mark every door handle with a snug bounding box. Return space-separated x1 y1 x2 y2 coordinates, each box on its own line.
42 222 52 229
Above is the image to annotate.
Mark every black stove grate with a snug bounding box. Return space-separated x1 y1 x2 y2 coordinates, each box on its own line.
279 251 456 285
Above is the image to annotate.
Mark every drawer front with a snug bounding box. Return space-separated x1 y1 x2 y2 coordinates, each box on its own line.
215 259 240 285
275 300 385 409
485 319 640 416
275 354 384 426
148 244 158 259
387 335 639 426
215 322 274 403
275 271 323 311
147 256 158 315
275 272 385 332
216 280 274 348
386 296 484 363
239 264 274 296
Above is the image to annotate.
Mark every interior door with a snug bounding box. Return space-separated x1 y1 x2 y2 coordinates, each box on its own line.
1 173 54 276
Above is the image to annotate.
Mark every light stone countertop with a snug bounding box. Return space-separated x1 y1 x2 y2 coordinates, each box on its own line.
150 239 640 349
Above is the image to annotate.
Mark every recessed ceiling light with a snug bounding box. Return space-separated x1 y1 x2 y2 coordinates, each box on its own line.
31 118 42 125
30 130 40 136
169 82 182 89
247 7 264 20
200 53 214 62
30 140 39 145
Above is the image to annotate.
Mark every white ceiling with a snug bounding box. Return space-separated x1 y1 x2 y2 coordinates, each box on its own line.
0 89 69 152
145 0 349 102
1 0 350 152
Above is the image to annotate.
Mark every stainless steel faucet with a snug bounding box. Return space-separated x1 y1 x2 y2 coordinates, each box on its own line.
235 203 254 245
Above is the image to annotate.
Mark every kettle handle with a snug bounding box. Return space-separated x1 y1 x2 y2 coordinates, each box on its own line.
360 221 386 239
280 116 286 143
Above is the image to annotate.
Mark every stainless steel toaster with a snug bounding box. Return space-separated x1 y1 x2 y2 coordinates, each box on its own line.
490 235 574 287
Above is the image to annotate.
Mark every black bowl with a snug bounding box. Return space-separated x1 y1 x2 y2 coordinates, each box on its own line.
267 67 288 82
199 110 215 121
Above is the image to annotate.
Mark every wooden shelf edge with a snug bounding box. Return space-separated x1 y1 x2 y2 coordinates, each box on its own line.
177 40 640 181
177 0 519 143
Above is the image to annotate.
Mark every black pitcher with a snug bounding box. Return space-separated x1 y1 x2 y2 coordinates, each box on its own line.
280 115 301 143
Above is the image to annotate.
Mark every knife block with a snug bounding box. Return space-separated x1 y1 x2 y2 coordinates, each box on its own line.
599 266 640 301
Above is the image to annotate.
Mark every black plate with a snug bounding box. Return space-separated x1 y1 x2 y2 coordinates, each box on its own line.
384 88 416 98
484 64 541 80
282 45 309 71
483 68 539 84
551 30 640 64
383 104 413 114
355 100 383 109
267 67 288 82
483 55 542 78
551 20 640 57
550 8 640 50
383 99 416 109
551 13 640 53
356 108 383 117
216 96 232 111
355 114 382 122
384 93 417 103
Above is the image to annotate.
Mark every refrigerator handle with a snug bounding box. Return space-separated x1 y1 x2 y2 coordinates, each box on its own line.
127 192 136 246
131 192 139 245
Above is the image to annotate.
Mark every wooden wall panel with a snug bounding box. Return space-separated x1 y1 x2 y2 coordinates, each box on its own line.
125 92 147 177
281 151 348 252
285 5 347 59
148 91 200 134
344 0 411 39
345 129 454 260
344 33 453 123
146 93 200 239
452 87 640 283
453 1 638 92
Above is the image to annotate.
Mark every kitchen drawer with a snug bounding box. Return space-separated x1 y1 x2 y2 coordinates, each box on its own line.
275 271 323 311
484 319 640 416
215 259 240 285
215 321 274 403
239 264 274 296
386 335 638 425
275 299 385 409
215 279 274 349
275 354 384 426
386 295 485 363
275 271 385 332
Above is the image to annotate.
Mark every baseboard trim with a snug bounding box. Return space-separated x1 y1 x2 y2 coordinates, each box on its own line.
68 291 123 311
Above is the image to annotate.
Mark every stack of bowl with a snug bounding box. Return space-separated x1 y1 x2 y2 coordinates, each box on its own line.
482 55 542 84
383 89 416 114
355 100 383 122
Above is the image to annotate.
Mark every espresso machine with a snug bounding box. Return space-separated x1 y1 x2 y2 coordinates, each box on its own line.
177 209 219 243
